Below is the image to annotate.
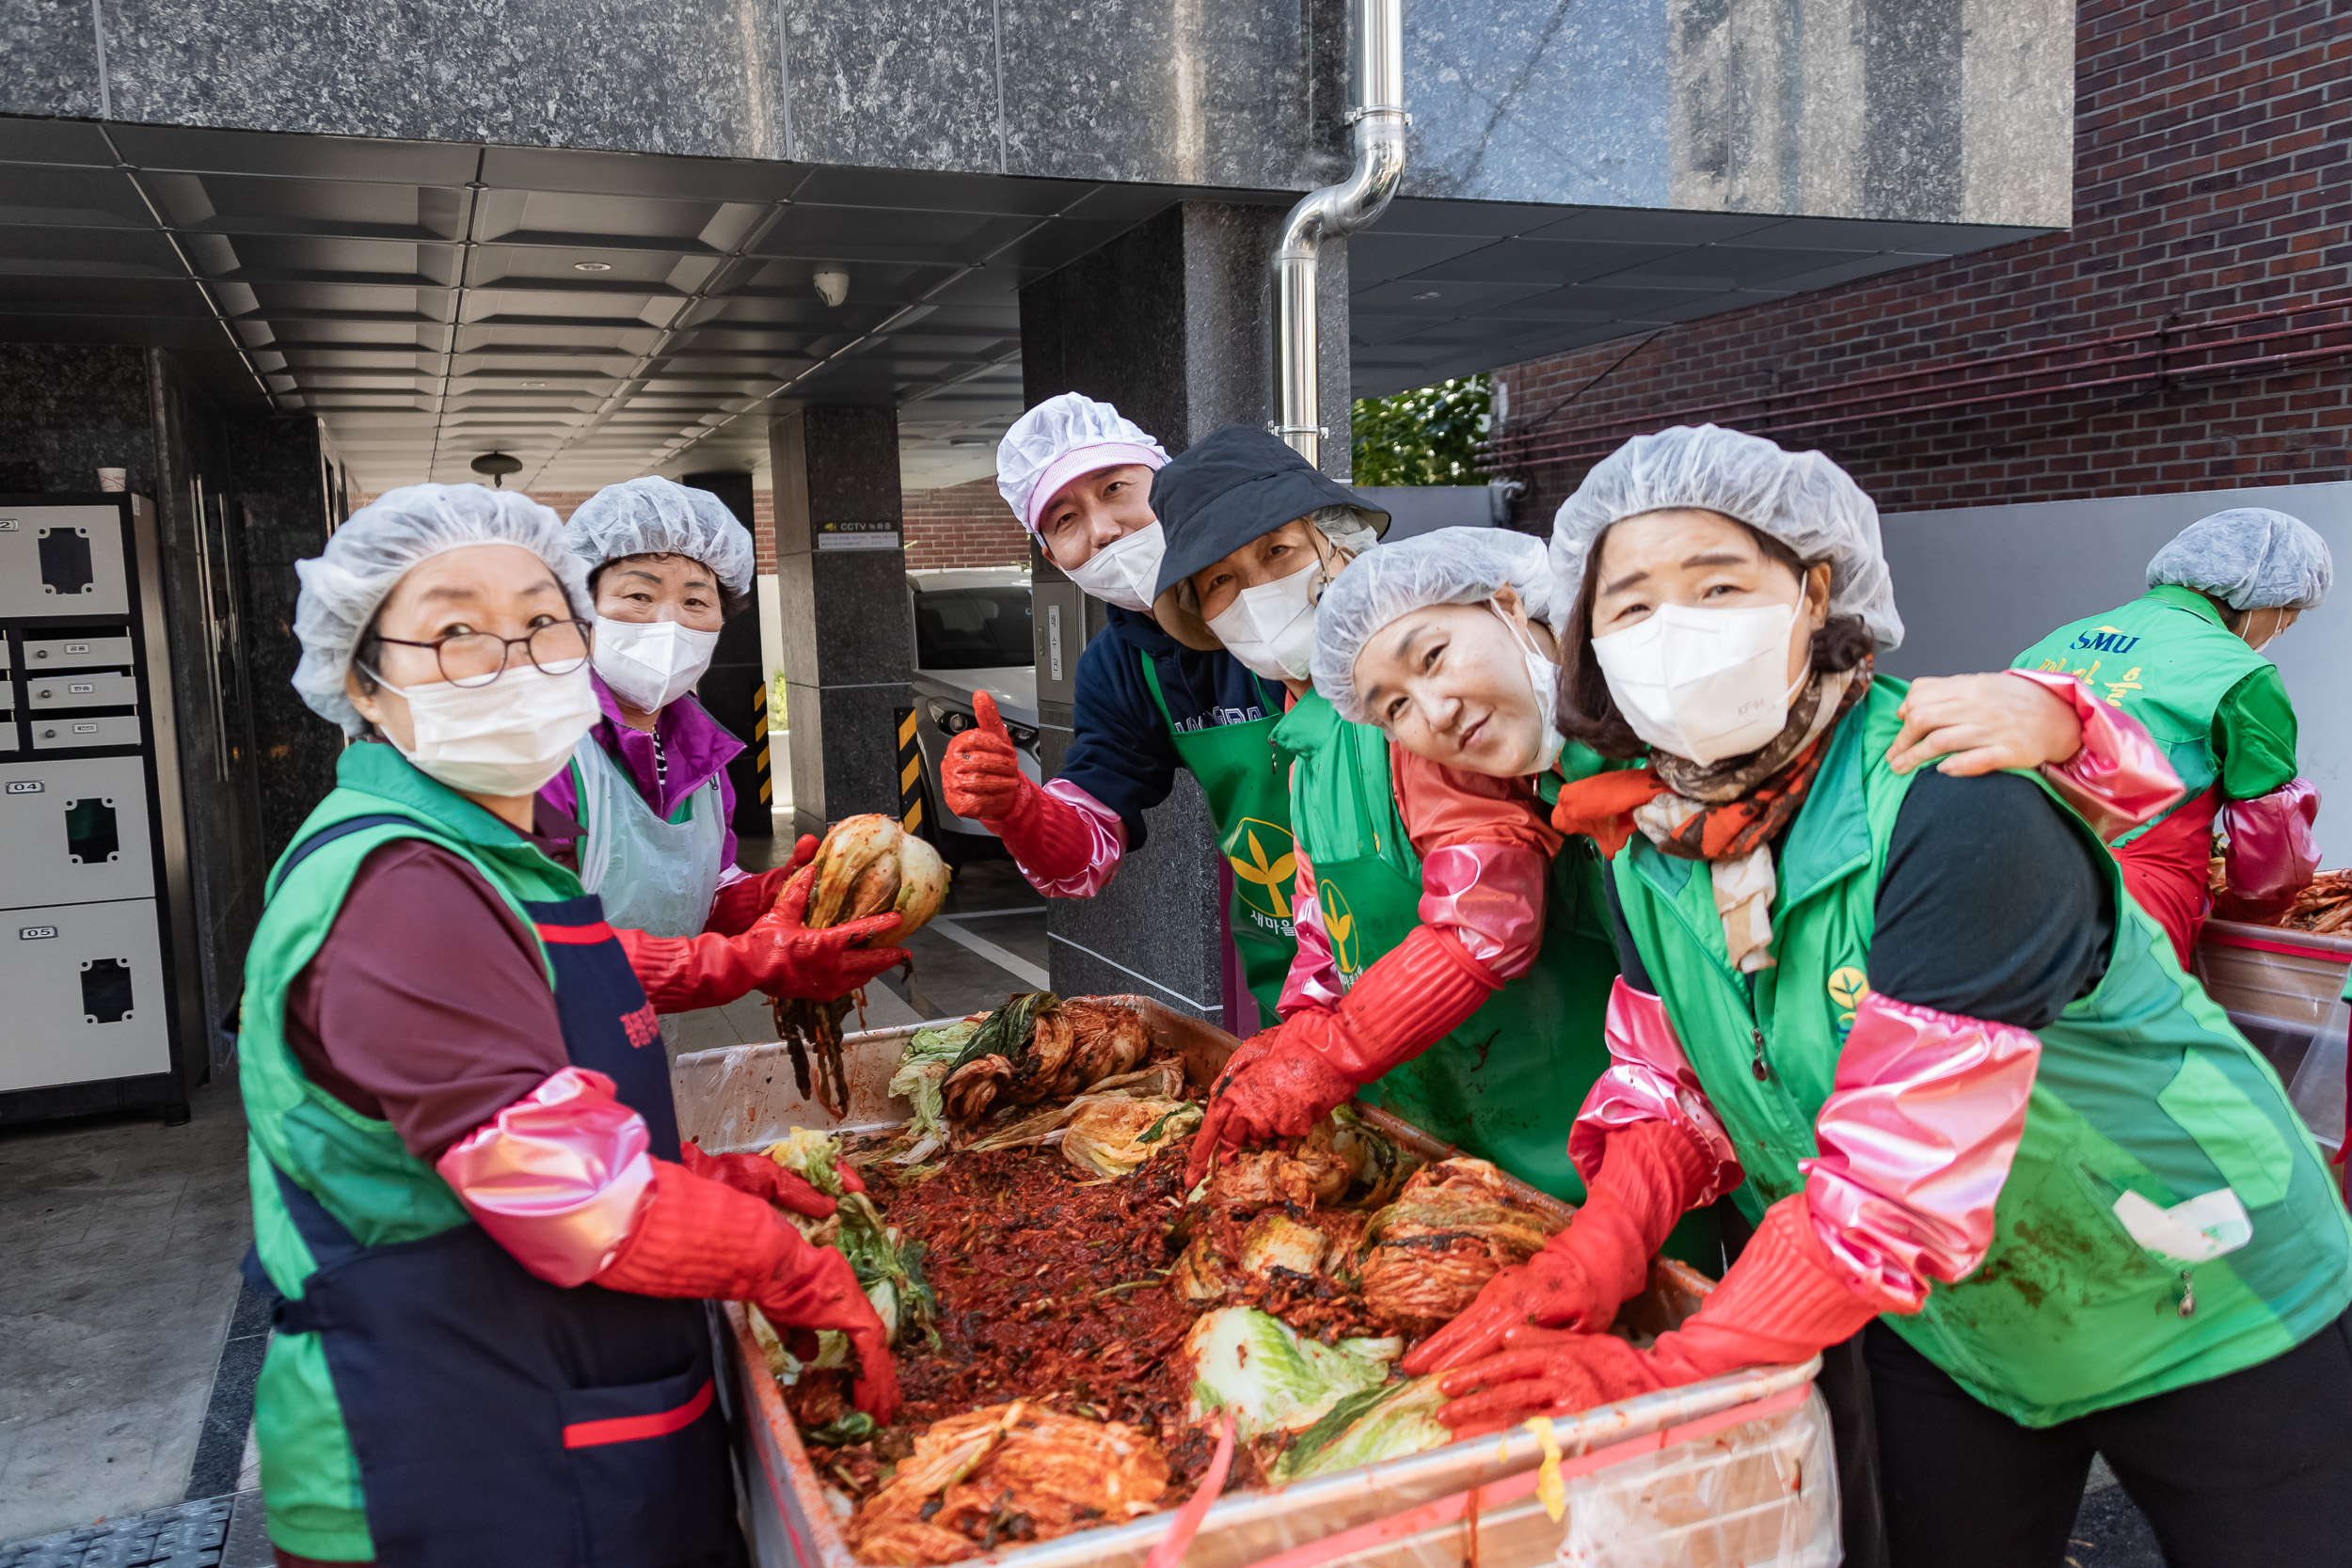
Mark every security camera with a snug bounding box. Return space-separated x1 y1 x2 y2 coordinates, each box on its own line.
813 269 850 308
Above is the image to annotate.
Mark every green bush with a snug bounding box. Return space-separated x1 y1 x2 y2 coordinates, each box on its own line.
1350 374 1490 485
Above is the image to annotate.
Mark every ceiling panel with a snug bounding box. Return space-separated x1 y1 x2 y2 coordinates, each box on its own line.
0 116 2043 487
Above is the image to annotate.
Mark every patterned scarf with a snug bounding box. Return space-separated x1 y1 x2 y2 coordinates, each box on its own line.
1552 660 1873 973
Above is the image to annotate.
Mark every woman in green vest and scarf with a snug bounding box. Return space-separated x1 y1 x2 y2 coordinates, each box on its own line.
244 485 904 1567
1176 467 2156 1212
1408 427 2352 1567
2015 506 2330 969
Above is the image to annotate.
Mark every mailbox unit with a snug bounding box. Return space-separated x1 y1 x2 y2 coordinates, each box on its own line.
0 494 200 1123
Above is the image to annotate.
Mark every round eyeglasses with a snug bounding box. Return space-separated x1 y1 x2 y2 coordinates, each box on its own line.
365 618 594 688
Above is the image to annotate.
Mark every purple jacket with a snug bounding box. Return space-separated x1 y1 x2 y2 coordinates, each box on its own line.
539 673 748 876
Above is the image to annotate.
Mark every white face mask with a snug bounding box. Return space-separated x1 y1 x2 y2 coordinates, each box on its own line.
1591 600 1805 766
593 616 721 712
373 663 601 797
1062 521 1166 614
1488 601 1565 774
1207 560 1324 681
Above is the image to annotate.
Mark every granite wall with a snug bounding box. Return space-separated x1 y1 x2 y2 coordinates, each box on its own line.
1015 200 1352 1026
0 0 2074 229
0 343 340 1080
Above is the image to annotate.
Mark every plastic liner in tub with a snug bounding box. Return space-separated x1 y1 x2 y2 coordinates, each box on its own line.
2193 919 2352 1086
677 999 1819 1568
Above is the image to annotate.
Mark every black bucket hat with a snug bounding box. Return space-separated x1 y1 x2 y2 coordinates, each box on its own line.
1148 423 1390 651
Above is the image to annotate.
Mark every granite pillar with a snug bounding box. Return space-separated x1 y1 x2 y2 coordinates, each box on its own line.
680 468 771 842
766 407 913 841
224 413 343 863
1016 200 1350 1025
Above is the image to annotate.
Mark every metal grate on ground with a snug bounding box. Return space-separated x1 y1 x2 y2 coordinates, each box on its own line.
0 1497 230 1568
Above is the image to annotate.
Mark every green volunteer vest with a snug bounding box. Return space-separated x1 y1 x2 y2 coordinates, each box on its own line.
1138 652 1297 1019
2013 585 2272 843
238 745 579 1560
1610 678 2352 1427
1271 689 1623 1203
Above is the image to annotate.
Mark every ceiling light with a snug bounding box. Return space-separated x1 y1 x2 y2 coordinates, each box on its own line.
523 381 548 388
469 451 523 487
574 261 612 273
1412 290 1442 301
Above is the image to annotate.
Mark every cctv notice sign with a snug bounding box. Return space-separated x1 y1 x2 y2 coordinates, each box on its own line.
817 519 900 551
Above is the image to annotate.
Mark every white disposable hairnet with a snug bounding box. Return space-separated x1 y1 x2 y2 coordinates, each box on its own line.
996 391 1169 534
2146 507 2332 610
564 476 755 597
1313 528 1556 721
294 483 590 736
1549 424 1904 650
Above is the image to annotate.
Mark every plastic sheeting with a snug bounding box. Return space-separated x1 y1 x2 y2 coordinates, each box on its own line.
693 1009 1826 1568
1554 1387 1837 1567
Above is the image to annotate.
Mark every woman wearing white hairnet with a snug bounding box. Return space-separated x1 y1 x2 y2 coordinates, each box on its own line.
941 393 1312 1017
2016 506 2330 967
237 485 900 1567
1397 428 2352 1568
1297 518 2174 1564
1179 431 2133 1211
542 476 785 944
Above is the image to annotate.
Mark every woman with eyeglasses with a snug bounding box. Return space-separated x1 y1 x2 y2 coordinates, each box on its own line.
240 486 898 1568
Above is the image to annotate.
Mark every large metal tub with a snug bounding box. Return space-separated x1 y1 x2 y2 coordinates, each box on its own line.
675 997 1822 1568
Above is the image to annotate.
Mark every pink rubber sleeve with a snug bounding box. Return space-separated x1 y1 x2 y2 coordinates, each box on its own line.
2009 669 2185 843
1799 990 2042 1313
2221 777 2321 903
434 1066 657 1289
1278 842 1346 1020
1568 978 1743 1205
1417 842 1548 978
1006 778 1128 898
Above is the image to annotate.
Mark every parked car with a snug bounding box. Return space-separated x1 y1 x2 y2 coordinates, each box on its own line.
905 567 1038 863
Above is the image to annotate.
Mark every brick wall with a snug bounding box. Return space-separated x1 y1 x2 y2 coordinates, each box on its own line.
1486 0 2352 529
901 475 1028 569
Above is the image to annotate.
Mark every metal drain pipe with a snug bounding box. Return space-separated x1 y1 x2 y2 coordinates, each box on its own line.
1272 0 1407 468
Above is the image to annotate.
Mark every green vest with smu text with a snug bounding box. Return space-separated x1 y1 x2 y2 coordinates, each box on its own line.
2013 584 2272 842
238 749 580 1560
1609 678 2352 1427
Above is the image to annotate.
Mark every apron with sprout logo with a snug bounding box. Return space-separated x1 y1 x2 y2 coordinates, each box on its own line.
1140 652 1297 1021
1612 679 2352 1426
1271 689 1621 1203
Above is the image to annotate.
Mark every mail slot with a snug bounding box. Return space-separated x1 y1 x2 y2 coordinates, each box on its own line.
22 635 135 669
31 715 141 751
27 672 138 710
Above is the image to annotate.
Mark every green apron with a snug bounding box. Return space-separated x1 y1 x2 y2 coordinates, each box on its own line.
1139 652 1297 1019
2012 585 2272 844
1270 689 1624 1204
1611 679 2352 1426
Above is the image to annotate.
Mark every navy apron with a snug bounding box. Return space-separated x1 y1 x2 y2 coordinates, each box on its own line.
262 825 741 1568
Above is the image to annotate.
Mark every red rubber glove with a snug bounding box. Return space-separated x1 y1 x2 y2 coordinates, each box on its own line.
1185 924 1501 1187
614 861 909 1011
595 1160 900 1420
942 691 1101 882
1431 1194 1890 1435
705 855 804 937
679 1140 865 1219
1402 1120 1715 1375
